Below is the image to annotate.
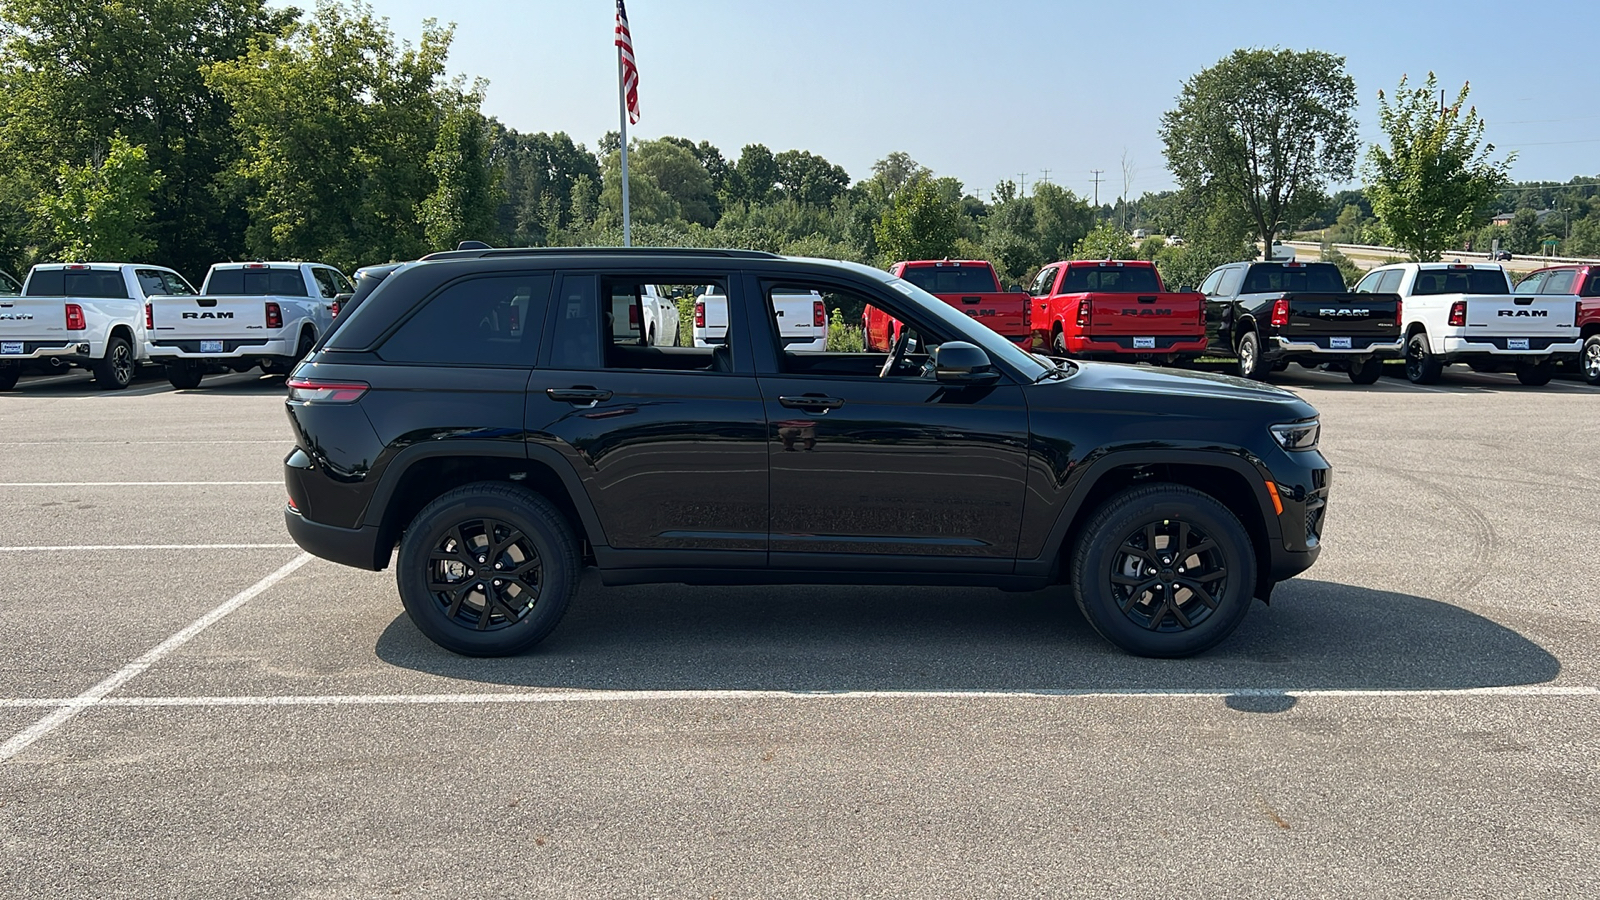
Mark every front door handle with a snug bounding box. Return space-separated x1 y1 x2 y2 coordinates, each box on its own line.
547 387 613 405
779 395 844 411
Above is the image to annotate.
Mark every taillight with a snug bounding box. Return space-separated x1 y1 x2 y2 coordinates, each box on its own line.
1076 298 1091 327
813 300 825 328
65 304 86 330
1395 300 1403 327
694 301 705 328
1271 298 1290 328
628 304 639 328
265 301 282 329
286 378 368 403
144 303 153 329
330 301 341 318
1448 301 1466 327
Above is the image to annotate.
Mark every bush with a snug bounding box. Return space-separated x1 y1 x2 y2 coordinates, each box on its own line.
1319 244 1363 288
826 308 864 352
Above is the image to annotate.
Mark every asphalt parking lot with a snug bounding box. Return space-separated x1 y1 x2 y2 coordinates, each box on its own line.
3 363 1599 898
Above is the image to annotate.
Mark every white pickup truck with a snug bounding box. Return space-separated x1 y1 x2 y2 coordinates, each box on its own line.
1357 262 1582 385
610 283 680 347
694 288 827 351
145 261 349 388
1 263 196 391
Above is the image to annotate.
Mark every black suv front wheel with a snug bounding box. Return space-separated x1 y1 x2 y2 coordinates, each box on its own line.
396 482 579 656
1070 485 1257 658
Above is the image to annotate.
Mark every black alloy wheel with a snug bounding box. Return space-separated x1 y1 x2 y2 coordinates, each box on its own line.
93 335 135 390
1071 484 1256 658
1405 333 1443 385
1582 336 1600 386
1053 326 1068 356
396 482 578 656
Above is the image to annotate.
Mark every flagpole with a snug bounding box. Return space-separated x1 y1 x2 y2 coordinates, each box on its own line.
617 48 632 248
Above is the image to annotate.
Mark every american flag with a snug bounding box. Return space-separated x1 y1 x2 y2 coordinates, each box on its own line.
615 0 640 124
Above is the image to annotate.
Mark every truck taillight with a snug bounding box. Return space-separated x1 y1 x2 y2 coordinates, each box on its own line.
1396 301 1403 328
694 301 705 328
1448 301 1466 327
265 301 283 329
287 378 368 403
813 300 825 328
628 304 639 328
1271 298 1290 328
144 303 153 329
65 304 86 330
330 301 341 318
1076 298 1091 327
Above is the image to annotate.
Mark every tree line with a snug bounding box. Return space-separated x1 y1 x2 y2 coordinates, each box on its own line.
2 1 1591 292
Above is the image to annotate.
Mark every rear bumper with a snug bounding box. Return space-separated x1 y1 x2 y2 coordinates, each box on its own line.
1061 335 1208 356
147 337 292 360
0 341 92 362
285 506 388 571
1271 337 1403 357
1439 336 1583 359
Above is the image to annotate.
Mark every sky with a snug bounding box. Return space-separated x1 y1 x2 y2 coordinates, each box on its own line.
349 0 1600 202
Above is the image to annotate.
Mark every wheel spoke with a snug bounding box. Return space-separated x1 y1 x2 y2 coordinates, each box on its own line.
490 527 525 561
476 586 496 630
444 585 470 619
1169 602 1193 629
1177 579 1220 609
1144 594 1170 630
1119 542 1157 566
1190 568 1227 584
1185 538 1217 557
1119 579 1160 611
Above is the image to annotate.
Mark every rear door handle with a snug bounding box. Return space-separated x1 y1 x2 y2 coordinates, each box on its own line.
779 395 844 411
547 387 613 405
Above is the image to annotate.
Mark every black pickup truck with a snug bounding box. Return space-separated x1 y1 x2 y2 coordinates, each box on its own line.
1198 261 1403 383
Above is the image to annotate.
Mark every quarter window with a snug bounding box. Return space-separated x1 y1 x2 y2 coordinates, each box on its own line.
1540 270 1577 295
1376 269 1404 294
378 274 552 367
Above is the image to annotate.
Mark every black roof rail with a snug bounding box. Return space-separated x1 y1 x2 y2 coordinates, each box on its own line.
419 246 784 262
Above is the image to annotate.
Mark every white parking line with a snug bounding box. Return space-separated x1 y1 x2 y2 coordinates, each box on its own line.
0 543 298 552
0 440 285 446
0 481 278 487
0 553 313 764
0 684 1593 711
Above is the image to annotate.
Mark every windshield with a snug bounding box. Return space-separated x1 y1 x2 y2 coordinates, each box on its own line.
822 259 1050 381
898 264 1000 294
1243 264 1346 294
1412 268 1511 296
1060 266 1162 293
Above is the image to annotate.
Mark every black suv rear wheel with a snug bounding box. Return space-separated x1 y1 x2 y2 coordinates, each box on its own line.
1070 484 1257 658
396 482 579 656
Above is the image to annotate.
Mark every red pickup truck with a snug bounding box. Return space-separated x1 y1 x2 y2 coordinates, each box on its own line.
867 259 1032 350
1514 263 1600 384
1028 260 1207 363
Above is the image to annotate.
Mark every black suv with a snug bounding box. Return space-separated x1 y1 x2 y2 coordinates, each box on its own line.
284 248 1330 658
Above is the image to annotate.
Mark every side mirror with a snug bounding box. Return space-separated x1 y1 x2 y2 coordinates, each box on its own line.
1006 284 1023 293
934 341 1001 385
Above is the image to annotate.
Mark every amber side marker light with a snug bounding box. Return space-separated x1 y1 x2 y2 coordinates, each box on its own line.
1265 481 1284 516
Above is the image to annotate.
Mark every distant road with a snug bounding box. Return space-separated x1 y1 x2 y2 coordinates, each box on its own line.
1282 240 1598 274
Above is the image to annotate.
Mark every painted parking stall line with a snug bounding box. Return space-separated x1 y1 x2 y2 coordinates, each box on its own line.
0 552 313 764
0 543 298 552
0 481 278 487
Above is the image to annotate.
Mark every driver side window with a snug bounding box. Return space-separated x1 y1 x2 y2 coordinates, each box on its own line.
764 281 950 380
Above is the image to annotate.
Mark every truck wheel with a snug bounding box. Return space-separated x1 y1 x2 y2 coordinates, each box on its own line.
1052 326 1068 356
1235 331 1266 380
0 368 18 391
1582 336 1600 386
1070 484 1257 658
1405 333 1443 384
1348 357 1384 384
92 335 136 390
166 363 204 390
1515 361 1553 387
395 482 580 657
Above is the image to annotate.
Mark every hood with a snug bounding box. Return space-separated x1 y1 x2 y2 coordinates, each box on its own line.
1038 361 1317 417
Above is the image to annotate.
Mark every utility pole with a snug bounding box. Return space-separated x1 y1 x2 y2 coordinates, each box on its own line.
1039 168 1052 186
1090 169 1104 207
1017 172 1028 197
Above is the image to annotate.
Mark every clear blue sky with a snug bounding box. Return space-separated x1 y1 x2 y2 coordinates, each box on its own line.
355 0 1599 201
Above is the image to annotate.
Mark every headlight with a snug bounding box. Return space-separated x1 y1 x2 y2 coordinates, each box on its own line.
1270 419 1320 451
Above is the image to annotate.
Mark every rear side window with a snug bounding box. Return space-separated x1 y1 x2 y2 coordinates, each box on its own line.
1376 270 1404 294
24 269 130 298
1585 272 1600 297
1058 266 1161 293
207 268 310 297
1242 264 1344 294
1029 266 1057 297
1216 268 1244 297
378 274 552 366
898 265 999 294
1411 269 1510 295
1540 270 1576 295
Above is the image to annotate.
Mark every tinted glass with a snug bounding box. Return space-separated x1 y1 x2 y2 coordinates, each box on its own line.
1242 264 1345 294
1029 267 1057 297
549 275 602 369
1585 272 1600 297
1058 266 1162 293
24 269 129 298
378 274 552 366
1198 270 1224 296
1376 270 1404 294
1540 270 1577 294
1411 269 1510 295
1216 268 1244 297
206 267 309 297
312 269 340 298
161 272 196 295
1 271 20 294
898 265 1000 294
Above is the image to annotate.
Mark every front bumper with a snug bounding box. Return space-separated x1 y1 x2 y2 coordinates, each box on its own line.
1261 451 1331 590
147 337 291 360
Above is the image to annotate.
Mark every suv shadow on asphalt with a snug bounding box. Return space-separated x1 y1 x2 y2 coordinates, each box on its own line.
372 576 1558 696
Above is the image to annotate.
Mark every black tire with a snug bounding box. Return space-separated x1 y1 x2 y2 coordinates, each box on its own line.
395 482 580 657
1070 484 1258 658
1348 356 1384 384
1581 336 1600 386
166 362 204 390
1052 326 1068 356
1515 362 1553 387
1235 331 1266 380
92 334 135 390
1405 333 1443 385
0 367 18 391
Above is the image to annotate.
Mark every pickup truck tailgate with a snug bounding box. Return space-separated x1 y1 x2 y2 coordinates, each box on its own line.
1464 295 1580 336
1278 293 1402 346
939 292 1029 337
149 295 270 339
771 292 824 345
1079 292 1204 336
0 298 73 346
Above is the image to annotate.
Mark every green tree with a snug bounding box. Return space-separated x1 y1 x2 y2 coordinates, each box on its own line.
34 136 163 262
494 129 601 245
774 149 850 206
727 144 778 205
1072 222 1134 260
420 93 502 252
1032 183 1095 261
865 151 929 202
1505 208 1540 255
1319 245 1362 287
1365 74 1513 261
599 148 680 227
873 178 962 263
627 139 717 226
1160 48 1358 253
